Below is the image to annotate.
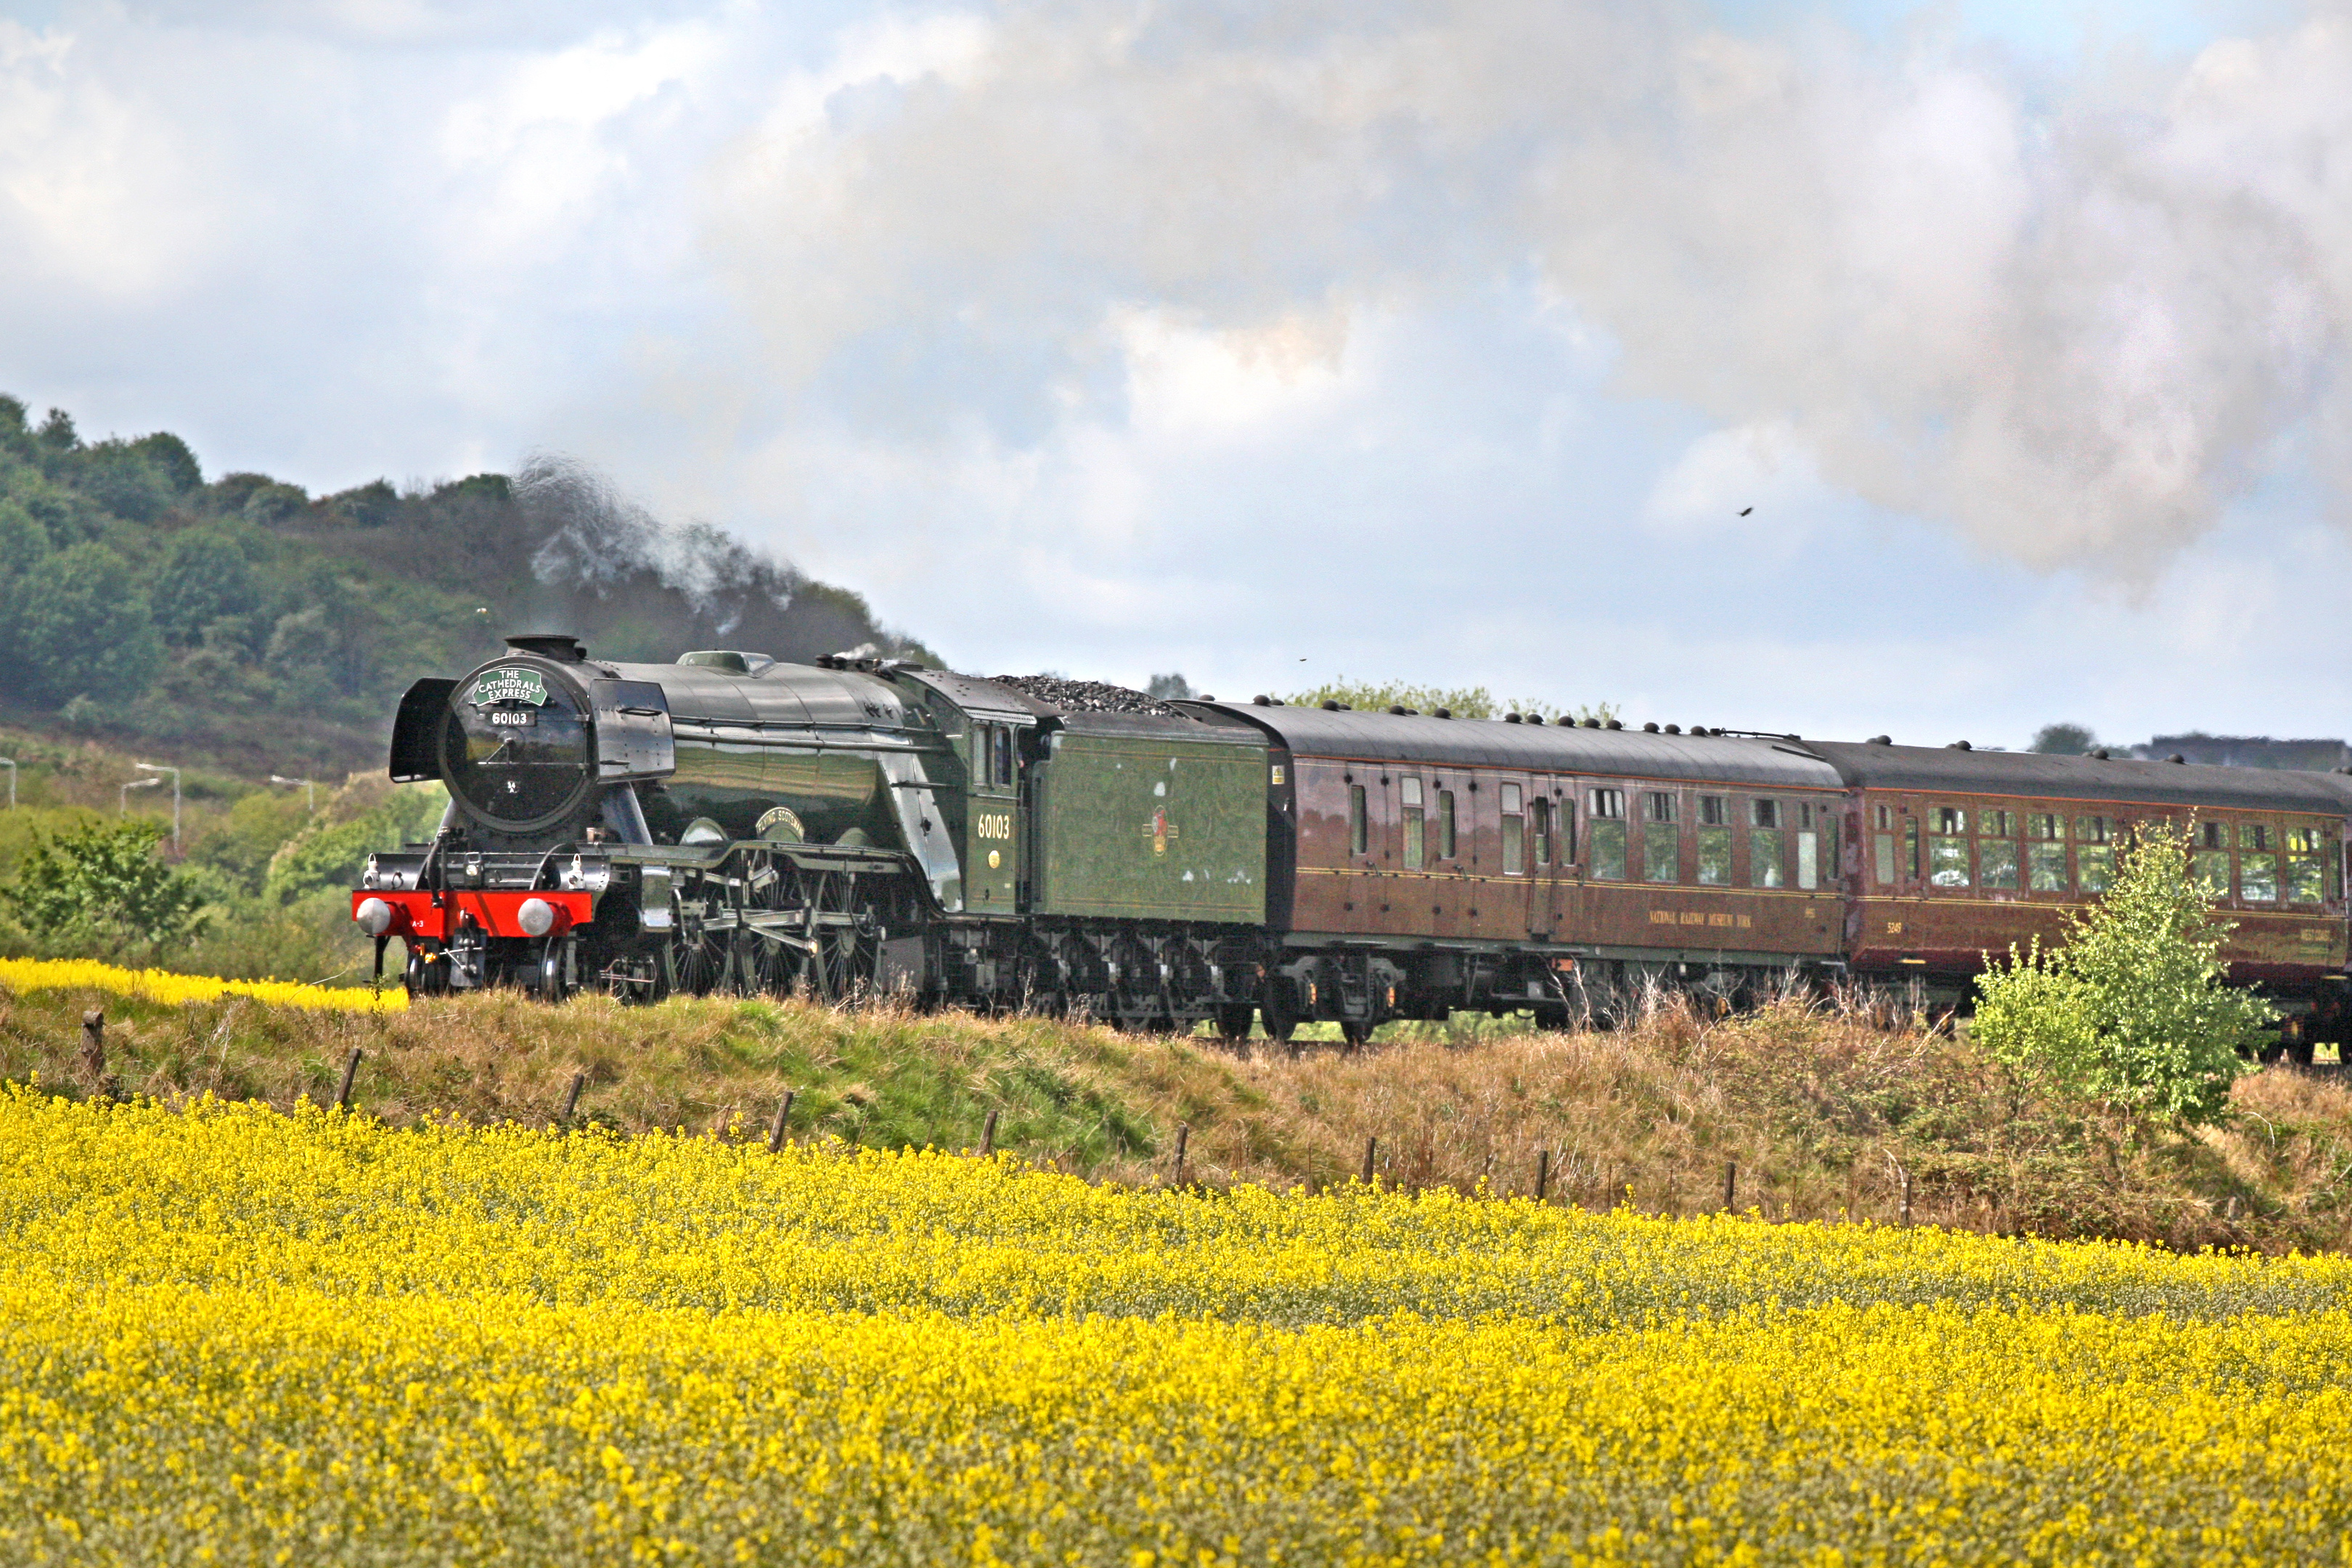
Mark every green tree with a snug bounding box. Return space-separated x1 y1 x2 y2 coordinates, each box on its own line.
69 440 176 522
150 527 261 645
12 542 165 704
0 819 205 957
1973 819 2271 1126
2032 722 2099 755
1287 676 1617 724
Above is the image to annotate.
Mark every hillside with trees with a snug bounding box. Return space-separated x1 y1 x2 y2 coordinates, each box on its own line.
0 396 935 777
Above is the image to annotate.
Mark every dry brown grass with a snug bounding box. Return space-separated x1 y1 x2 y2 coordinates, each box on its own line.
6 979 2352 1251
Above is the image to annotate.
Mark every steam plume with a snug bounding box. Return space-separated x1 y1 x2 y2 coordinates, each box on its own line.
711 0 2352 573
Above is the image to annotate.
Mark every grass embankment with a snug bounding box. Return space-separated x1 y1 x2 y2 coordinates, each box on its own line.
4 976 2350 1252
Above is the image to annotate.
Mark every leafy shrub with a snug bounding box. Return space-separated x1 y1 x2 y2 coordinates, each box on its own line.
1974 819 2271 1126
0 819 203 957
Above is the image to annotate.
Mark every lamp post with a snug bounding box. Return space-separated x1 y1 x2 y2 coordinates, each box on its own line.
0 757 14 810
269 773 317 812
122 775 161 816
136 762 181 853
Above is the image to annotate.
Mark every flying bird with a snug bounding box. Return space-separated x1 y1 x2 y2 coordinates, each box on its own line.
1739 507 1753 517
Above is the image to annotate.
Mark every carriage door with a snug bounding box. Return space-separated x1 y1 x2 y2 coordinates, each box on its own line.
1529 777 1567 938
1497 775 1535 936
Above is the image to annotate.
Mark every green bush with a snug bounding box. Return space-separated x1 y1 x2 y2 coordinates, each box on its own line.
1974 819 2271 1126
0 818 204 958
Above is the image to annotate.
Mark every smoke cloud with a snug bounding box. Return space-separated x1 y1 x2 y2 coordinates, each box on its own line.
710 0 2352 574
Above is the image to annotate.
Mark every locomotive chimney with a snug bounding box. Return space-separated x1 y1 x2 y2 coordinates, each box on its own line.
504 634 586 662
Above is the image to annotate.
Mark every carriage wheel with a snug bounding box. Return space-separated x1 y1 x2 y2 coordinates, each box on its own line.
1214 1005 1256 1049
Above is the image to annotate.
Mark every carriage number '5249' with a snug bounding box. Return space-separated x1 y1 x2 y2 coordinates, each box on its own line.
975 812 1013 840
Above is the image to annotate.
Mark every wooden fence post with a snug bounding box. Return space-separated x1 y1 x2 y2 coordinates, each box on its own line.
1900 1169 1914 1228
768 1090 796 1154
333 1047 362 1111
1723 1160 1737 1212
1171 1122 1188 1185
560 1071 586 1123
979 1107 1000 1158
1534 1149 1550 1204
79 1010 105 1090
1360 1135 1377 1187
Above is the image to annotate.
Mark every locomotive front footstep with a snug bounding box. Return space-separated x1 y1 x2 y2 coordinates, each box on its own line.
354 635 2352 1058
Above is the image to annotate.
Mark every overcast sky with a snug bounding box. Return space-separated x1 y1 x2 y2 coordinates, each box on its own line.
4 0 2348 748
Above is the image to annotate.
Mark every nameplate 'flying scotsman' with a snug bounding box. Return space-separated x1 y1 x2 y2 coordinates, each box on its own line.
355 634 2352 1058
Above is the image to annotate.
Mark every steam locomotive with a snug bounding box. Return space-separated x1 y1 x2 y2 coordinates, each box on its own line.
352 634 2352 1056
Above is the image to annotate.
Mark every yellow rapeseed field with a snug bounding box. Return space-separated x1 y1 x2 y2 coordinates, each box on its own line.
0 956 403 1013
1 1087 2348 1564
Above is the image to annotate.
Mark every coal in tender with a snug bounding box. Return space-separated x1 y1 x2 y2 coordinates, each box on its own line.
987 674 1180 716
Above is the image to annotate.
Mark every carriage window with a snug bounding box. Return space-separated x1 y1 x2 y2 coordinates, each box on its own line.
2078 818 2114 894
2200 821 2226 851
1501 783 1525 875
2029 813 2067 891
1401 777 1425 871
2193 846 2231 897
1873 804 1895 886
1749 798 1786 889
1906 816 1921 881
1820 814 1839 887
1349 784 1368 857
1591 788 1625 820
1644 791 1678 884
1531 797 1552 867
2239 822 2277 901
2242 848 2278 902
1696 795 1730 885
1983 809 2016 838
1438 791 1457 859
1980 838 2020 890
2287 824 2327 905
1928 814 1970 887
1797 814 1820 891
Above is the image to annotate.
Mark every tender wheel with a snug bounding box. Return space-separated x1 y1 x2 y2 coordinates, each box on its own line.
1339 1018 1375 1051
1214 1005 1255 1048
